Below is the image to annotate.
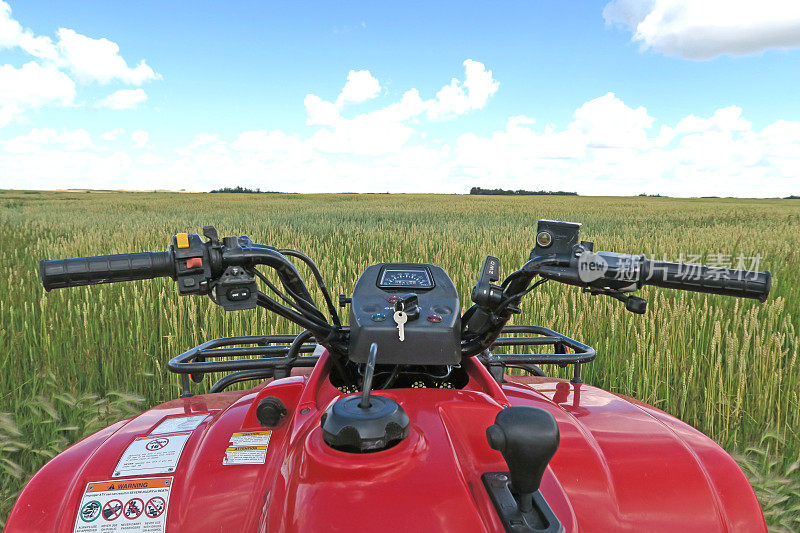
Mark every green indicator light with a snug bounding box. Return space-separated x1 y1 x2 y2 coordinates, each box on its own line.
371 312 386 322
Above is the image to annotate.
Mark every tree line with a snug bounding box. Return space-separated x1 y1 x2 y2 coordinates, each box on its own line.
469 187 577 196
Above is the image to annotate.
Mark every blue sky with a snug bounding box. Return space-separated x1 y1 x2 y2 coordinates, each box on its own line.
1 0 799 196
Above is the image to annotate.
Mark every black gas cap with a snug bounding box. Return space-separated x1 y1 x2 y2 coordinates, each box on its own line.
321 343 410 453
321 395 409 453
256 396 287 427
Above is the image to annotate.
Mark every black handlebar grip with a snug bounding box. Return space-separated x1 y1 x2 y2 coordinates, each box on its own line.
641 259 771 302
39 251 174 291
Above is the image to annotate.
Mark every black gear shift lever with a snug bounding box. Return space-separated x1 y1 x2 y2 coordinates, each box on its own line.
486 406 560 513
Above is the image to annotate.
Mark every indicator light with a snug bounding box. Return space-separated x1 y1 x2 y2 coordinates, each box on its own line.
371 313 386 322
536 231 553 248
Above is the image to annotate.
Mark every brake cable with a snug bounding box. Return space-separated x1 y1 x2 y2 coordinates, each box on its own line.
279 249 342 328
251 267 304 312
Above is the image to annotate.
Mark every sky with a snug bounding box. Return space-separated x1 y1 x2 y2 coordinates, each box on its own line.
1 0 799 196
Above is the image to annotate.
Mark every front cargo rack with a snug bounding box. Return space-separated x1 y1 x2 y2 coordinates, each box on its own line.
168 330 320 397
477 325 596 384
168 325 595 396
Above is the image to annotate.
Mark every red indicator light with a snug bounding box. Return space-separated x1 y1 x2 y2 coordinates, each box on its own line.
387 295 401 303
427 314 442 323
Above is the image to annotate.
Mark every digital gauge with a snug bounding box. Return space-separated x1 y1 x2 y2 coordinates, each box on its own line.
378 267 434 289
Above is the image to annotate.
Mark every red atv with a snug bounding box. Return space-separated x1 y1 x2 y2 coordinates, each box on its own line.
7 220 771 532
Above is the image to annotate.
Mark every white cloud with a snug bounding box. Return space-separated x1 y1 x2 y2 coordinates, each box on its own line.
569 92 654 148
0 61 75 126
56 29 160 85
0 1 58 60
604 0 800 59
0 1 21 48
100 128 126 141
310 113 415 156
1 3 160 85
673 106 750 135
131 130 149 149
96 88 148 110
335 70 381 107
304 94 340 127
426 59 499 120
453 98 800 197
0 1 160 127
507 115 535 128
1 62 798 197
2 127 95 153
300 60 498 156
231 130 313 161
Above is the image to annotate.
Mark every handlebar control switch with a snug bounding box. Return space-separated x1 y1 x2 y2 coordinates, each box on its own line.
471 256 504 308
172 233 212 295
213 266 258 311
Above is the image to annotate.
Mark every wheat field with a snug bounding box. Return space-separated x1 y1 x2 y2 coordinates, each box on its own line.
1 190 798 529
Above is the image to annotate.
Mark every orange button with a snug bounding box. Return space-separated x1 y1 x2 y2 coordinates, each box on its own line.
186 257 203 269
176 233 190 248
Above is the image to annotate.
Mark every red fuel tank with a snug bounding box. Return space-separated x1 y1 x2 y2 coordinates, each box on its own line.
6 351 765 532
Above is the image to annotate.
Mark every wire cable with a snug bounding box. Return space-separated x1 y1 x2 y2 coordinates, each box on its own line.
251 267 303 312
496 278 549 314
256 291 332 333
279 248 342 327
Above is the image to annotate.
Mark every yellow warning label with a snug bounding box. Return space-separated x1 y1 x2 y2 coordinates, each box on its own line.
222 430 271 465
223 445 268 465
230 430 272 446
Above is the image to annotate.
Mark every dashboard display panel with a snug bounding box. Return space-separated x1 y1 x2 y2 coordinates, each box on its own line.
378 267 434 289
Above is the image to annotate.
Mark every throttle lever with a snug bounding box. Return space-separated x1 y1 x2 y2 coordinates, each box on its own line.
584 288 648 314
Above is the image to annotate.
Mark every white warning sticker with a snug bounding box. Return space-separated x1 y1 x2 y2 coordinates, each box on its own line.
150 414 209 435
230 430 272 447
222 431 271 465
223 446 268 465
73 477 172 533
113 432 191 477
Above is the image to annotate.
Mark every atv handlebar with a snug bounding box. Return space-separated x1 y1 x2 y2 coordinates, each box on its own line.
40 251 175 291
38 231 348 357
461 221 772 357
38 221 773 363
641 258 771 302
533 251 771 302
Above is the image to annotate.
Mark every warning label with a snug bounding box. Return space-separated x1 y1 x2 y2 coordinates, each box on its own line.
230 430 272 447
223 446 268 465
150 414 209 435
222 431 271 465
113 432 191 477
74 477 172 533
